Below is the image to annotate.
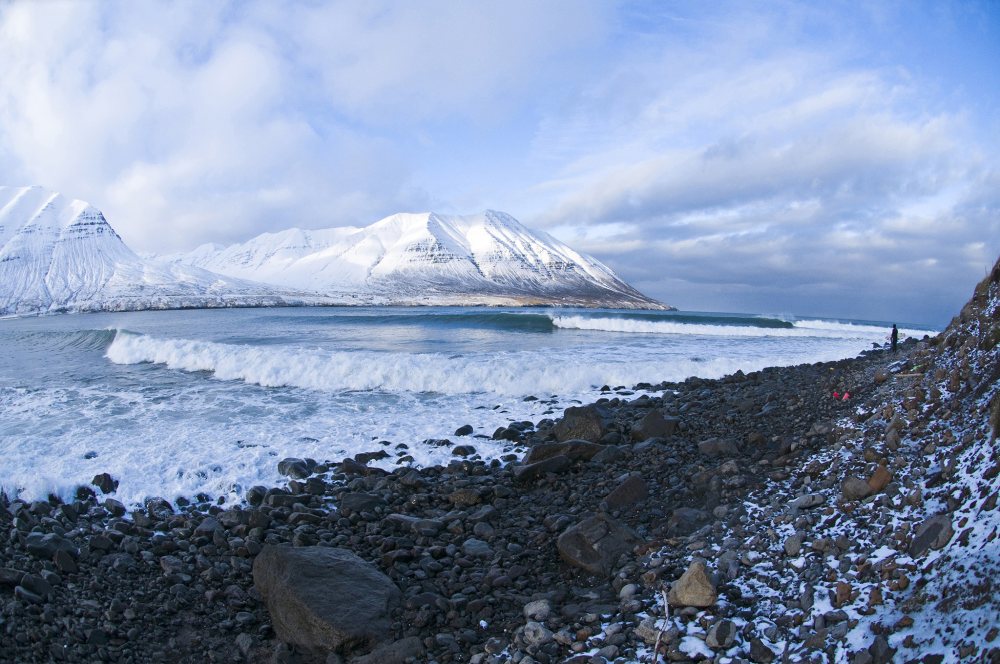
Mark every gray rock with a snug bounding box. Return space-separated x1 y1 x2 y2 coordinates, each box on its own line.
235 633 254 657
512 455 571 483
784 534 803 556
462 538 493 559
604 473 648 510
667 507 710 536
252 545 400 656
791 493 825 510
750 637 775 662
384 513 443 535
277 457 312 479
706 619 737 649
246 485 268 506
667 559 717 608
697 437 740 457
630 410 679 442
908 514 954 558
841 476 873 501
553 405 611 443
522 440 606 464
91 472 118 494
15 585 44 604
349 636 425 664
0 568 23 588
339 492 385 514
522 621 554 648
194 517 221 537
19 573 52 598
523 599 552 621
868 635 894 664
25 532 78 560
557 513 643 576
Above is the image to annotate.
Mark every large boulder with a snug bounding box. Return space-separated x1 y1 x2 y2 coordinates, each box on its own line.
630 410 680 442
523 440 606 464
908 515 954 558
253 545 400 656
553 405 612 443
604 473 648 510
557 513 643 576
512 455 572 483
697 437 739 457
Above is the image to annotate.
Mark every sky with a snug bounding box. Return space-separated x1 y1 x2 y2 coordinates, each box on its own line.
1 0 998 326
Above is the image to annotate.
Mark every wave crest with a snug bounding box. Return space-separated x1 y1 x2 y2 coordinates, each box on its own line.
549 315 935 339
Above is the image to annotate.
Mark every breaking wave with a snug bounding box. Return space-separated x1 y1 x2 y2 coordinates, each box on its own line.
550 315 935 339
104 329 784 396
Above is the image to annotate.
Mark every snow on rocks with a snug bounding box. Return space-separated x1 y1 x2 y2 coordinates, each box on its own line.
627 257 1000 663
1 257 995 663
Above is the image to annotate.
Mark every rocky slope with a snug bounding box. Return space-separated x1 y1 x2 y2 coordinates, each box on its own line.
164 210 667 309
0 258 995 664
0 186 321 316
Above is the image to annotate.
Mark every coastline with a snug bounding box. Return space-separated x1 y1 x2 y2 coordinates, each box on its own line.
1 263 997 663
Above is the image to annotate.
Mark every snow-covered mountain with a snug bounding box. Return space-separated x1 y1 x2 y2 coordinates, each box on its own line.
166 210 667 309
0 186 321 316
0 187 666 316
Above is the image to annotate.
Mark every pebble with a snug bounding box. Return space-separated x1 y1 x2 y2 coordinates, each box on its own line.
0 322 988 664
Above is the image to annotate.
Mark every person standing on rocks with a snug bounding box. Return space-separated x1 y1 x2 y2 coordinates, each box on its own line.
890 324 898 352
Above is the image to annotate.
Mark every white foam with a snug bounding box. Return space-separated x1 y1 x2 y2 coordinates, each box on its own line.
1 322 895 507
105 329 782 396
549 315 936 339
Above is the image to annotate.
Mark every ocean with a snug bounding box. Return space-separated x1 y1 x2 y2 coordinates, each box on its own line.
0 307 934 506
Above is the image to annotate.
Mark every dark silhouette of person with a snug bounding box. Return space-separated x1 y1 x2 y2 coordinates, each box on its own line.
890 324 898 352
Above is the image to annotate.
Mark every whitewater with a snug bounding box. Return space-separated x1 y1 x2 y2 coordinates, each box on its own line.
0 307 935 506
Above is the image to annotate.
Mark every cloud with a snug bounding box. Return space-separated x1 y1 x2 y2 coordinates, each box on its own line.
524 5 999 325
0 0 996 324
0 1 607 252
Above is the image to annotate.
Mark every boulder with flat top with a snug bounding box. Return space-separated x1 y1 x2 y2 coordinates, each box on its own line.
253 545 400 656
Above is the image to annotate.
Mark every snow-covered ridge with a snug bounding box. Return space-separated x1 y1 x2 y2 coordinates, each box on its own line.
164 210 668 309
0 187 667 315
0 186 321 316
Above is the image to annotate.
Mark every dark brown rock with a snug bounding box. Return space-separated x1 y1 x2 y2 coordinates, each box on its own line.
522 440 605 464
697 437 739 457
553 405 611 443
556 513 643 576
512 455 572 483
604 473 648 510
630 410 679 442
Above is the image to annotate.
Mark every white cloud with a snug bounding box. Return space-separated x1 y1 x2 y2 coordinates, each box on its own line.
0 0 996 324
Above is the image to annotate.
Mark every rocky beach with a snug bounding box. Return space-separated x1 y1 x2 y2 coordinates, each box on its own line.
1 261 998 664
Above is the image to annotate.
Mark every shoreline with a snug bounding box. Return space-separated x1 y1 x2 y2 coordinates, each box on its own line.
1 261 997 664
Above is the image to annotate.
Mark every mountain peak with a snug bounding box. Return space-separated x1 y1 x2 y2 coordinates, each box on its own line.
1 188 669 314
177 208 668 309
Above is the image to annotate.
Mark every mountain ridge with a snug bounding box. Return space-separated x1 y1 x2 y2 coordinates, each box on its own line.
166 209 668 309
0 186 669 315
0 186 325 316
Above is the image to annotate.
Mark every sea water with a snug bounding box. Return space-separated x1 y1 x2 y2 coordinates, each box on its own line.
0 307 934 505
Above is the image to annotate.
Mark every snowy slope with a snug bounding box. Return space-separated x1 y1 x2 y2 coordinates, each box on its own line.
0 186 323 316
168 210 668 309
